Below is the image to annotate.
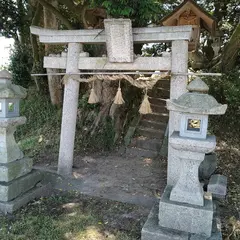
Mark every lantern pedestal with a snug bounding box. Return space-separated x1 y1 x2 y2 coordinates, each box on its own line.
0 117 26 163
0 116 50 214
142 200 222 240
169 132 216 206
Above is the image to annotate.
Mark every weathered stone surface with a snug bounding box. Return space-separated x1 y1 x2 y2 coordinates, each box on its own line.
30 25 193 44
169 154 204 206
58 43 82 176
158 186 213 237
187 77 209 92
142 203 189 240
167 84 227 115
0 70 27 99
169 132 216 154
167 40 189 186
199 153 217 180
0 170 42 202
169 132 216 206
44 56 171 71
0 182 52 214
0 117 26 163
104 19 133 63
208 174 227 199
142 201 222 240
0 157 33 182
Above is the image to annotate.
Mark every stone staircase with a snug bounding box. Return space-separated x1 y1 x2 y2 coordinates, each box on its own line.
127 79 170 158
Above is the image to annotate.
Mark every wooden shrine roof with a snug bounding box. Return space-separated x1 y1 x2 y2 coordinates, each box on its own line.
160 0 216 35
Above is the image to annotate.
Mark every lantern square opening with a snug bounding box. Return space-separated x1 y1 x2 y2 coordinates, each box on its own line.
180 114 208 139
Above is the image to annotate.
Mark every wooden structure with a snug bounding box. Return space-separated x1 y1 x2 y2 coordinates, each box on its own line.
160 0 216 51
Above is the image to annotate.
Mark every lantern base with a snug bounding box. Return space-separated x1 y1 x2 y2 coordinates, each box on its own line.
0 180 51 214
158 186 213 237
142 198 222 240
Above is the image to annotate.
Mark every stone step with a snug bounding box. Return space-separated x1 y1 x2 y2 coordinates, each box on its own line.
139 119 167 131
149 97 167 106
137 127 164 139
151 104 168 113
131 136 163 152
0 170 42 202
126 147 158 158
142 113 169 123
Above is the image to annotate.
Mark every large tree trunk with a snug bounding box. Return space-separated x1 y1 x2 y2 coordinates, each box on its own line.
221 25 240 72
43 0 62 106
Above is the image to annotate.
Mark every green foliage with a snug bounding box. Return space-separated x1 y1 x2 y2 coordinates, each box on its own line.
0 0 19 39
92 0 161 26
206 67 240 134
9 43 33 88
78 93 100 111
16 90 61 156
0 0 30 42
0 193 140 240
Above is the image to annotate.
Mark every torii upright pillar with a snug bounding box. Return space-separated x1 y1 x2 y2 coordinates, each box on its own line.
167 40 188 186
58 43 82 176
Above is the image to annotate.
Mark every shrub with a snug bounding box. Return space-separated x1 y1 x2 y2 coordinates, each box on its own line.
9 43 33 88
205 68 240 137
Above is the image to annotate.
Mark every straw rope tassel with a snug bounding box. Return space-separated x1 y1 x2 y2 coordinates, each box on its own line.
114 80 125 104
88 81 99 104
139 89 152 114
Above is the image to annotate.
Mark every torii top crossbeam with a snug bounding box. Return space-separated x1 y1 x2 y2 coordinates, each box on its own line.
30 25 192 44
31 19 191 186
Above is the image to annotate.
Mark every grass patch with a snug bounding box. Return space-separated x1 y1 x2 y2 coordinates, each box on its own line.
16 90 61 159
0 193 145 240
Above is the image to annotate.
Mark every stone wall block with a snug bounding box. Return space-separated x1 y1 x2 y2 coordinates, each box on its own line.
0 170 42 202
207 174 227 199
0 157 33 182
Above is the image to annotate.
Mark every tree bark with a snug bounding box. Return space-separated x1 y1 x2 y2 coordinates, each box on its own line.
44 0 62 106
38 0 73 29
221 24 240 72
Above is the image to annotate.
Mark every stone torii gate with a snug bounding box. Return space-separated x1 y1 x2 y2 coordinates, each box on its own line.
30 20 192 185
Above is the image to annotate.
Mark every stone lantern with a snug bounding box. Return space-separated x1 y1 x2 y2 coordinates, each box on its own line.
142 77 227 239
0 70 26 118
166 78 227 206
0 70 44 214
160 77 226 236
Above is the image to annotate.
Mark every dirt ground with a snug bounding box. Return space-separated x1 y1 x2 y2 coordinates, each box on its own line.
34 136 240 239
35 150 167 208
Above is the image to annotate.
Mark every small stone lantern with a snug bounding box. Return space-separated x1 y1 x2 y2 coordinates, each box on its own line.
0 70 27 118
156 77 227 237
0 70 45 215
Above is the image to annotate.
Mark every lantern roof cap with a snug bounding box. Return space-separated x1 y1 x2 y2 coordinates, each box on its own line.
166 78 227 115
0 70 27 99
0 70 12 79
187 77 209 92
0 85 27 99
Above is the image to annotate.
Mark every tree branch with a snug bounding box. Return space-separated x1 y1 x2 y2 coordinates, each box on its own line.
37 0 74 29
56 0 77 13
56 0 89 28
31 2 42 62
